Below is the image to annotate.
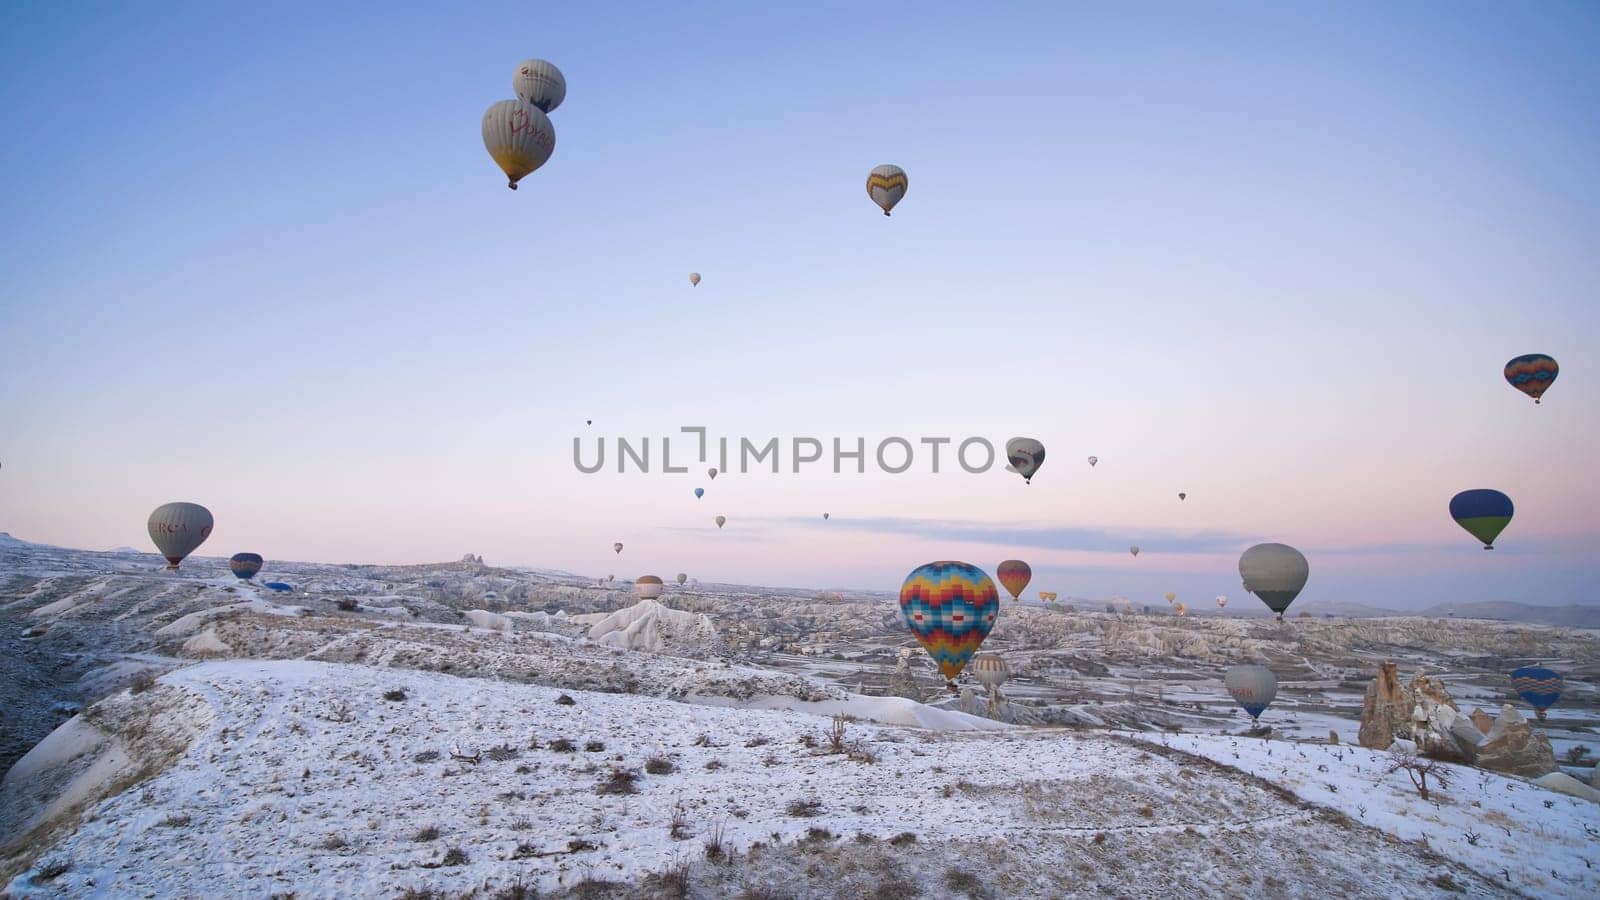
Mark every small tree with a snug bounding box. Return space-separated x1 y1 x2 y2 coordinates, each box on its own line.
1386 746 1453 801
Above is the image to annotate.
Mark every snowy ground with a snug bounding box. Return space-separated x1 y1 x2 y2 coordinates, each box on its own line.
3 660 1521 898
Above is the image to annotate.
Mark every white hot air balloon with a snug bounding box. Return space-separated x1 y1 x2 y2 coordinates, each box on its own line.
707 468 718 480
1238 543 1310 620
1004 437 1046 484
689 272 701 287
1129 545 1140 557
676 573 688 585
866 164 908 216
1087 456 1098 467
635 575 664 600
147 502 214 570
714 515 726 529
512 58 566 113
969 653 1009 691
1225 665 1279 723
1216 595 1228 609
482 99 556 190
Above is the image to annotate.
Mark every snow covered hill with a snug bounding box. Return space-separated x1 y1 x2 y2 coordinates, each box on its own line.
584 598 723 655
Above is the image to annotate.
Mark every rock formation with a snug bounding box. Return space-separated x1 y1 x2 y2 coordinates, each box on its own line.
1358 664 1481 760
1476 704 1557 778
1470 707 1494 735
1358 662 1408 750
1534 772 1600 803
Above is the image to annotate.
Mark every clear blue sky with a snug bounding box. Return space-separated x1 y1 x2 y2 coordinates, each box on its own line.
3 2 1597 609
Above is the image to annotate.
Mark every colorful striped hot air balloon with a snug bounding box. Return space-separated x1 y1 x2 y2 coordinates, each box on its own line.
969 653 1009 691
228 553 263 580
1450 489 1513 549
996 560 1032 602
1504 354 1558 404
1509 666 1562 720
866 164 907 216
899 561 1000 686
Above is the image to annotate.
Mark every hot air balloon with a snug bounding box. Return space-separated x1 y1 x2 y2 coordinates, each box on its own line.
613 542 624 554
635 575 664 600
1129 546 1140 557
866 164 907 216
689 272 701 287
1174 602 1187 617
607 574 615 582
822 513 830 520
1504 354 1558 404
676 573 688 585
1216 595 1228 609
1087 456 1098 467
512 58 566 113
1178 492 1187 501
482 99 555 190
1509 666 1563 721
1164 591 1176 605
1005 438 1045 484
996 560 1032 602
694 487 705 499
969 653 1009 691
263 581 294 592
586 419 592 426
147 502 213 571
1225 666 1278 723
899 561 1000 687
714 515 726 528
1449 489 1513 549
708 468 718 480
1239 543 1309 620
228 553 263 580
1036 590 1047 601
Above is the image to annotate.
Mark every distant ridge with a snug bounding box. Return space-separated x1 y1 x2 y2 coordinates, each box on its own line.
1419 601 1595 628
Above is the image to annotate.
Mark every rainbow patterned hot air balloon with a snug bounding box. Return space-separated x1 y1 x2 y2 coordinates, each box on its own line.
1504 354 1558 404
899 561 1000 684
1509 666 1563 720
1449 489 1513 549
996 560 1032 602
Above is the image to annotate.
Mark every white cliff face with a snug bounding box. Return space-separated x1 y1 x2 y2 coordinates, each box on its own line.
586 599 722 656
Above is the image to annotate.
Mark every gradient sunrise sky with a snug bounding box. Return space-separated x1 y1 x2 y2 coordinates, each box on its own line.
2 2 1597 608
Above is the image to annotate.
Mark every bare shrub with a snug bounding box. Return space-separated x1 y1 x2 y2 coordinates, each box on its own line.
802 826 834 844
584 740 606 752
322 833 349 851
555 694 576 706
704 818 728 860
786 798 822 817
129 670 158 695
870 878 919 900
34 858 70 882
597 768 640 795
413 750 440 764
888 831 917 846
704 759 724 771
944 867 986 897
1386 746 1454 801
643 856 692 899
441 847 469 867
486 744 519 762
646 756 676 775
1567 745 1591 765
159 813 192 828
489 878 538 900
549 738 576 753
744 735 771 748
335 598 359 612
826 715 848 753
669 801 691 840
383 688 408 702
412 825 440 842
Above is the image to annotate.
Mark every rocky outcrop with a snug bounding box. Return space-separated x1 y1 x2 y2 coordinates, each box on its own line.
1358 662 1408 750
1357 665 1483 760
1534 772 1600 803
1470 707 1494 735
1476 704 1557 778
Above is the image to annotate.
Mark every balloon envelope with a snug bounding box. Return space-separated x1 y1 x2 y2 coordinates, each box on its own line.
1216 595 1228 608
1178 492 1187 501
969 653 1009 690
708 468 718 480
1239 543 1309 616
1164 591 1176 604
676 573 688 585
1509 666 1563 717
689 272 701 286
996 560 1032 600
714 515 726 528
263 582 293 592
1129 546 1140 557
482 100 555 190
636 575 663 600
898 561 1000 682
1225 665 1279 720
147 502 214 570
1005 437 1045 484
694 487 704 499
228 552 263 580
1087 456 1098 467
1504 354 1558 403
1450 489 1513 549
866 164 907 216
512 58 566 113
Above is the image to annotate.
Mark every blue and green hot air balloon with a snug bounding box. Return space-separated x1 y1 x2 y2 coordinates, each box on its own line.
229 553 263 580
1509 666 1562 721
1449 489 1513 549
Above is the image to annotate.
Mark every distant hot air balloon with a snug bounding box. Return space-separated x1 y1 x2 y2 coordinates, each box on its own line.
1450 489 1513 550
607 574 615 582
1174 602 1187 617
694 487 704 499
613 542 624 554
1164 591 1176 605
689 272 701 287
1129 546 1140 557
635 575 664 600
899 561 999 687
708 468 718 480
1087 456 1098 467
482 99 555 190
823 512 830 520
147 502 214 571
1005 438 1045 484
866 164 907 216
1239 543 1309 620
1504 354 1558 404
1037 591 1048 601
714 515 726 529
1225 666 1278 723
586 419 592 426
228 553 263 581
969 653 1009 691
1216 595 1228 609
1509 666 1563 721
1178 492 1187 501
512 58 566 113
996 560 1032 602
676 573 688 585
